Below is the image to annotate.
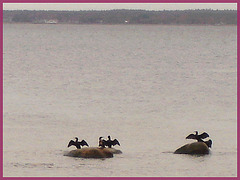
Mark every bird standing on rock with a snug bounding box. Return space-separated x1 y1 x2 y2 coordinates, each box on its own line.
67 137 89 149
99 137 105 148
106 136 120 148
186 131 209 142
186 131 212 148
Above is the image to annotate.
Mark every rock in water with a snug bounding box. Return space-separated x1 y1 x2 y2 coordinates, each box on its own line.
174 142 210 155
64 147 113 158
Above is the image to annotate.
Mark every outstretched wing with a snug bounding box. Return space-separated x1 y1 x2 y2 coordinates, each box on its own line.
103 139 109 146
67 140 74 147
80 140 89 147
112 139 120 146
186 134 196 139
199 132 209 139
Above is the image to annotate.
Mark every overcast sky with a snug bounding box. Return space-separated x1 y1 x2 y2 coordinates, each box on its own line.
3 3 237 11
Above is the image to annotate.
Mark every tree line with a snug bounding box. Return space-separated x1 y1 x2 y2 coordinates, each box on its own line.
3 9 237 25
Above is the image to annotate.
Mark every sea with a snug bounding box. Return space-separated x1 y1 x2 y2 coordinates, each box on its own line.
3 24 237 177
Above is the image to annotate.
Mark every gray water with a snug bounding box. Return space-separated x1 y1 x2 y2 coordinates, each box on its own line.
3 24 237 177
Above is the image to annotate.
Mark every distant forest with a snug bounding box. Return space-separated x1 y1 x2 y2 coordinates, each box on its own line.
3 9 237 25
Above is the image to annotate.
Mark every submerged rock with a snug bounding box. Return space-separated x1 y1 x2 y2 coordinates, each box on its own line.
174 142 210 155
64 147 113 158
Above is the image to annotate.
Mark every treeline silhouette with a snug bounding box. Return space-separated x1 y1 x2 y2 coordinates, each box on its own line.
3 9 237 25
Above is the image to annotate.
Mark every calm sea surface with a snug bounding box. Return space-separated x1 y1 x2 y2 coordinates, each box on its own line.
3 24 237 177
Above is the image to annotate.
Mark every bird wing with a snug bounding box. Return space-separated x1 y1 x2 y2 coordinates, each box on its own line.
186 134 196 139
80 140 89 146
112 139 120 146
67 140 74 147
199 132 209 139
103 139 109 146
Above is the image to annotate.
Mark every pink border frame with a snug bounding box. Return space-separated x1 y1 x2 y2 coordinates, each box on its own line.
1 1 239 179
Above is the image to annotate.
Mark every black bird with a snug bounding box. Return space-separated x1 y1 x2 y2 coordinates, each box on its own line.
98 136 120 148
204 139 212 148
106 136 120 148
67 137 89 149
99 136 106 148
186 131 209 142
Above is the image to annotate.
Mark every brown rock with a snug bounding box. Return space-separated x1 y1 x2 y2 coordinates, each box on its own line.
174 142 210 155
65 147 114 158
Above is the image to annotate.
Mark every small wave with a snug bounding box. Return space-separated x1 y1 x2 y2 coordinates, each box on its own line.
12 162 54 168
212 151 237 156
162 151 174 154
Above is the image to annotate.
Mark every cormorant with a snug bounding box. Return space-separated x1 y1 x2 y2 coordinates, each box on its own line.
204 139 212 148
67 137 89 149
186 131 209 142
106 136 120 148
99 137 106 148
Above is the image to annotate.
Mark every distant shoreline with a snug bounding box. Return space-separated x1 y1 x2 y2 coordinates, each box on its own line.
3 22 236 26
3 9 237 25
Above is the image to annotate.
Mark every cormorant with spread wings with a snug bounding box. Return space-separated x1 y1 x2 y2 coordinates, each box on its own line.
186 131 209 142
186 131 212 148
67 137 89 149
